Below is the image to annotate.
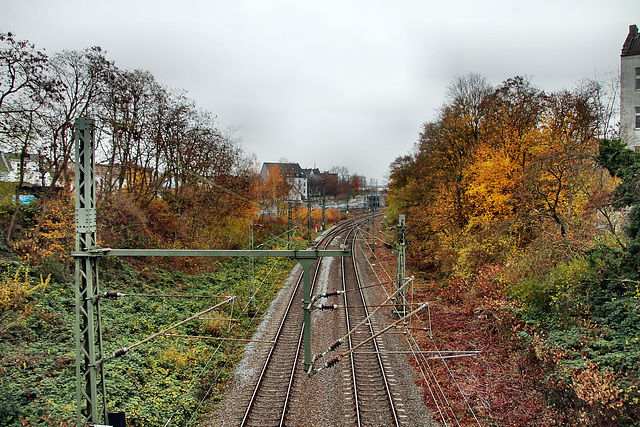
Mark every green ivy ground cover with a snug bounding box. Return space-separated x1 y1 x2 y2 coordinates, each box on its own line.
0 255 295 426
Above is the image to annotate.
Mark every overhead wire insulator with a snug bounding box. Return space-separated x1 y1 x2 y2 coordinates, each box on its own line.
323 290 342 297
113 347 129 358
324 355 342 368
103 291 125 298
319 304 338 310
312 290 342 304
329 339 342 351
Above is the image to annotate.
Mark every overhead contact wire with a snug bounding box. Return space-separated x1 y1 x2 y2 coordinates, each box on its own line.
104 297 235 362
176 255 288 425
313 276 414 361
357 222 467 426
315 302 429 373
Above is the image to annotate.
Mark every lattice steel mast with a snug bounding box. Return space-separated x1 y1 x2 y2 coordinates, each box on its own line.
74 117 107 425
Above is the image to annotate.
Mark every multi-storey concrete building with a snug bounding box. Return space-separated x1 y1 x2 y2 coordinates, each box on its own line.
621 24 640 150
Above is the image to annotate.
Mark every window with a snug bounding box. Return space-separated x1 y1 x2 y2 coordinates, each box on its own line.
637 68 640 90
637 107 640 129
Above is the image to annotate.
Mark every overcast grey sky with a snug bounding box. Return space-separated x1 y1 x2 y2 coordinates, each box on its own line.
2 0 639 183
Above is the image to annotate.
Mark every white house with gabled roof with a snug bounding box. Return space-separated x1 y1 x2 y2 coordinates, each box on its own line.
260 162 307 201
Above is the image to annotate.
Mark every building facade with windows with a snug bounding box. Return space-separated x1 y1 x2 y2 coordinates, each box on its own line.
0 152 52 187
260 162 308 201
621 24 640 150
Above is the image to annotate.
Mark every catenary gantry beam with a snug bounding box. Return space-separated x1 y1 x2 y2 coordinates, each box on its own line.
73 248 349 258
72 247 350 373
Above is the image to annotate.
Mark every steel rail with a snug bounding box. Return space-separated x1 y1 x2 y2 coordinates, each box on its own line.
352 225 400 427
239 262 305 426
239 220 348 426
340 217 399 427
342 226 361 425
357 216 462 426
278 226 340 426
279 221 352 425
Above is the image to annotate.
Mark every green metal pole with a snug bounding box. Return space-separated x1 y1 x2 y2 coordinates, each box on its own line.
321 179 325 231
72 250 350 379
74 117 106 426
250 221 255 313
76 248 350 258
396 215 406 318
288 201 292 248
298 258 315 372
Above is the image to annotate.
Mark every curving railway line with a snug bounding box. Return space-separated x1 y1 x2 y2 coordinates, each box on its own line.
338 224 400 426
209 215 434 426
238 222 345 426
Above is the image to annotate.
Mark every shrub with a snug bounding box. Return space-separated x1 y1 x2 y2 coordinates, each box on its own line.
0 263 50 336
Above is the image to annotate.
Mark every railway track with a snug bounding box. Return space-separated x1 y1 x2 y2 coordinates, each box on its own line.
215 215 418 426
339 223 400 426
235 221 350 426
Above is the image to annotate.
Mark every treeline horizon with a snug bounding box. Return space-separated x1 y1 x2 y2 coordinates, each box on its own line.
0 31 372 253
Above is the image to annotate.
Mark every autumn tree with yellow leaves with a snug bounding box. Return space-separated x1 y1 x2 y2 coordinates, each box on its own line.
257 164 294 217
388 75 618 269
387 74 639 425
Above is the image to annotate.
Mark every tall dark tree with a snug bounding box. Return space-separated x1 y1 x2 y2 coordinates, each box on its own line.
0 32 57 130
0 33 60 245
30 47 113 239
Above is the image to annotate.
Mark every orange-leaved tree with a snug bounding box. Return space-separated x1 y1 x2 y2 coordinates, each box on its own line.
257 164 293 217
